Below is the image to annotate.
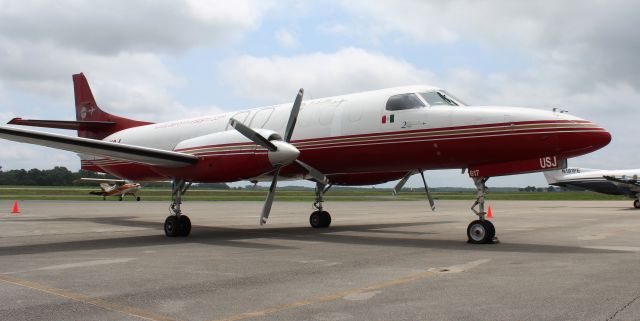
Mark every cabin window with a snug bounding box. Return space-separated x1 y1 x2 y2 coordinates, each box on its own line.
385 93 425 111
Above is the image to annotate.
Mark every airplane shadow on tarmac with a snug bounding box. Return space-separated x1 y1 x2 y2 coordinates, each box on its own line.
0 215 629 257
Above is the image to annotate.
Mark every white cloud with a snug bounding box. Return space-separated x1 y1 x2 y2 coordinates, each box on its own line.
274 29 298 49
0 0 272 54
0 0 276 122
218 47 434 102
337 0 640 89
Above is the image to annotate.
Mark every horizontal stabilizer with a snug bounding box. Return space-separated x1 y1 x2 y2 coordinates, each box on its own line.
0 126 198 168
8 118 116 130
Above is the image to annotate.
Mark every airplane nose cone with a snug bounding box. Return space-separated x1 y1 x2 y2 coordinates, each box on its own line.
557 121 611 157
268 140 300 166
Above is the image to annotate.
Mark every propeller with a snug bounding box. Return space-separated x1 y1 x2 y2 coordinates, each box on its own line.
229 88 327 225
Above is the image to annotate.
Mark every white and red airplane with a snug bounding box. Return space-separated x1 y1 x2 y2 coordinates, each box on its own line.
81 177 142 201
0 73 611 243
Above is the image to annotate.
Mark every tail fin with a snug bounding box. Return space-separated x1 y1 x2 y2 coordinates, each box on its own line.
73 73 153 139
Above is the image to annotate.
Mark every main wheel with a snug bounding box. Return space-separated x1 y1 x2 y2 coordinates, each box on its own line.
164 216 180 237
178 215 191 237
118 196 123 201
467 220 495 244
634 199 640 209
310 211 331 228
136 196 141 201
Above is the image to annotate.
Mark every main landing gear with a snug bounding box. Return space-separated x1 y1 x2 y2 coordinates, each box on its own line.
467 177 498 244
164 179 192 237
310 182 332 228
634 199 640 209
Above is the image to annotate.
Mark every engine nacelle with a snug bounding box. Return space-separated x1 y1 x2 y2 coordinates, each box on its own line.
158 129 283 182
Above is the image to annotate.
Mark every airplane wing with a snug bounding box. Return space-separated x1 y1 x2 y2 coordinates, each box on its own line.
7 117 116 130
0 126 198 168
603 175 640 187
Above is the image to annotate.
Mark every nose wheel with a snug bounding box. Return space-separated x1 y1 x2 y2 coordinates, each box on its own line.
467 220 495 244
467 176 498 244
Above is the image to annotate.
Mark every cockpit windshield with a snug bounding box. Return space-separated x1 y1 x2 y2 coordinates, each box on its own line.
419 91 467 106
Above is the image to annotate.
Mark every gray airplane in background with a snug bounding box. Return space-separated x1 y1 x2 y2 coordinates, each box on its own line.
545 167 640 208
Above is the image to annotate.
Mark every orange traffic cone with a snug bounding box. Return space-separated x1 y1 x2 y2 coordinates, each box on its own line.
10 200 20 214
486 206 493 219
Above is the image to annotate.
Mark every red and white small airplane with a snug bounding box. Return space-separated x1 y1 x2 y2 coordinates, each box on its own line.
0 73 611 243
81 177 142 201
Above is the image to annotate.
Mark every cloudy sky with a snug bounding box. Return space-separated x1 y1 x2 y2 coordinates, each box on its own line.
0 0 638 188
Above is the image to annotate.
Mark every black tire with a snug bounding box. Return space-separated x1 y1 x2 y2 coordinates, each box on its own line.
634 200 640 209
164 216 179 237
319 211 331 228
118 196 123 201
483 220 496 241
310 211 322 228
467 220 495 244
178 215 191 237
310 211 331 228
136 196 141 201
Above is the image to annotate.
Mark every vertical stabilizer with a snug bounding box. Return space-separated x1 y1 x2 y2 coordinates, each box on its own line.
72 73 152 139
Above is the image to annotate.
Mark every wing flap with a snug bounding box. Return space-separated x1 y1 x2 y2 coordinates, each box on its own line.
0 126 197 168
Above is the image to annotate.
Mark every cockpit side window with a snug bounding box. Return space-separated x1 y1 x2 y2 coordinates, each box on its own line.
385 93 425 111
419 91 458 106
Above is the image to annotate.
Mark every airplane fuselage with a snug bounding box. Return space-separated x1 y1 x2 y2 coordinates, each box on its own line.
82 85 609 184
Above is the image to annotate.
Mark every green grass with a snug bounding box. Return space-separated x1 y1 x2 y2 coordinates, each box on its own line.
0 186 627 201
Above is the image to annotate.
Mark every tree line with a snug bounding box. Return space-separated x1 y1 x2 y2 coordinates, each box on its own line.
0 166 229 189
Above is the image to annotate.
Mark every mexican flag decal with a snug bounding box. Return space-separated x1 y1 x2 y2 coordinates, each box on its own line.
381 114 394 124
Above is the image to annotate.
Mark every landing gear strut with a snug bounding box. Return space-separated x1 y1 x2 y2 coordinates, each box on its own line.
165 179 192 237
467 177 497 244
310 182 331 228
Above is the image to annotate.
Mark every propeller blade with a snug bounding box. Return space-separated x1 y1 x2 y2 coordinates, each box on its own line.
392 170 417 196
284 89 304 143
229 118 278 152
295 160 328 184
419 169 436 211
260 166 281 225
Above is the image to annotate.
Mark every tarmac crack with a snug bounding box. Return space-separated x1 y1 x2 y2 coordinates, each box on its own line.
606 293 640 321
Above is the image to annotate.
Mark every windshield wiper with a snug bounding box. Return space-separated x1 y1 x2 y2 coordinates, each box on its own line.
437 91 457 106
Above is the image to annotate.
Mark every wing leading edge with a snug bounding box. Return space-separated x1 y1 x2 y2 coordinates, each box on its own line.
0 126 197 168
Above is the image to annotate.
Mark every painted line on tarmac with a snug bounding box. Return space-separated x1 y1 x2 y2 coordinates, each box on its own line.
211 259 490 321
0 274 178 321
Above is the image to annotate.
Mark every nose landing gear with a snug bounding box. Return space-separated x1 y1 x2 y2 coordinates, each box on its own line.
467 177 498 244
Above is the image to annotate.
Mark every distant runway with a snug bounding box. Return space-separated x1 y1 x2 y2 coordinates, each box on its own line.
1 200 639 320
